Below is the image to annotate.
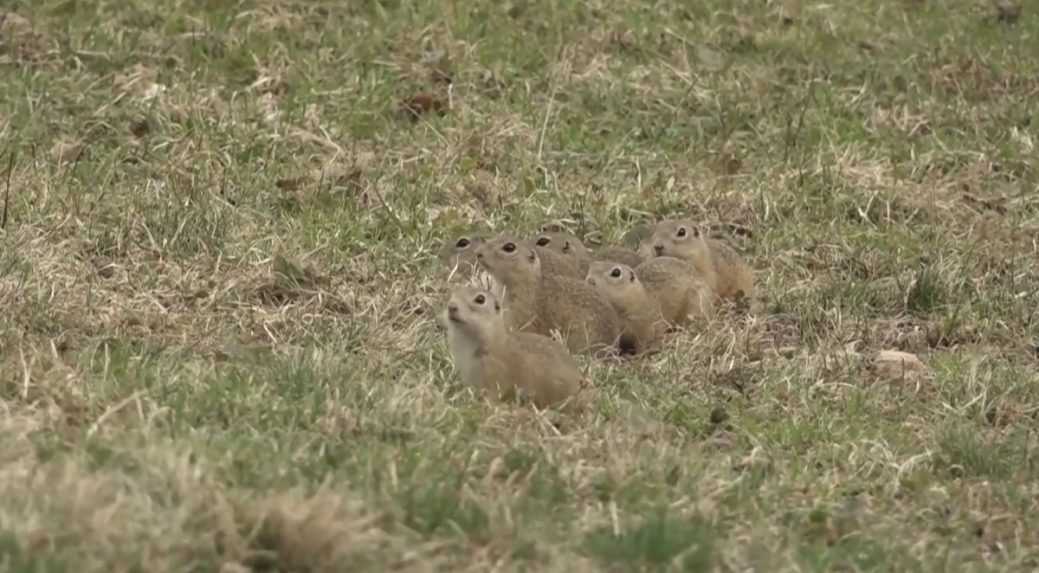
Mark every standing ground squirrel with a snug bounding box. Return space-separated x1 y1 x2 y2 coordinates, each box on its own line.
585 263 668 354
534 230 644 273
638 219 754 301
475 236 627 356
443 286 588 411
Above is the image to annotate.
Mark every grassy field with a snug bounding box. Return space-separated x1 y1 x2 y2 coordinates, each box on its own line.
1 0 1038 570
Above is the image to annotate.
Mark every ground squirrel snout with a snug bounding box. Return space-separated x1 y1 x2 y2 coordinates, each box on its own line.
475 235 625 356
443 286 587 411
638 219 754 301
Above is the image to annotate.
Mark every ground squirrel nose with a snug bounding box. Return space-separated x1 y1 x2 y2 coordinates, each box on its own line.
653 244 664 255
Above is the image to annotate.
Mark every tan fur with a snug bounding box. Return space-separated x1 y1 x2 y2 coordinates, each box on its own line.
443 286 586 410
585 262 668 354
634 257 715 324
638 219 753 300
534 230 592 275
489 232 583 280
534 231 592 259
534 230 643 273
595 246 644 268
476 237 624 355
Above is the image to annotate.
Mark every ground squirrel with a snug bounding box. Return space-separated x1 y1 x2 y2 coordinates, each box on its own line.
638 219 754 301
534 230 644 273
475 236 627 355
442 286 587 410
585 263 668 354
587 258 713 348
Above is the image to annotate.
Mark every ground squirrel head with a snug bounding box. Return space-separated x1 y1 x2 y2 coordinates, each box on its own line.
533 231 589 258
638 220 704 259
586 261 641 295
439 234 485 269
475 234 541 283
445 286 504 336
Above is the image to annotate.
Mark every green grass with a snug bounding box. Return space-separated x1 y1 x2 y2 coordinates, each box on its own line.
2 0 1039 570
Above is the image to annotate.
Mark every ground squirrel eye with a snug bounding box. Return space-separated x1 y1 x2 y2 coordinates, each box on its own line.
456 238 470 248
610 267 622 278
474 294 486 304
536 237 551 247
503 242 517 253
676 227 687 238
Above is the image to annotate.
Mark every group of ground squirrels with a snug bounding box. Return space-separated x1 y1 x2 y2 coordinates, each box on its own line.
436 219 755 414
